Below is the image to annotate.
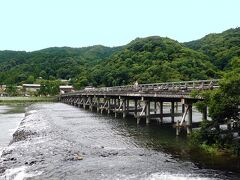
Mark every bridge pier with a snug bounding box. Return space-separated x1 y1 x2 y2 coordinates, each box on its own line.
96 97 100 112
107 98 110 115
202 106 207 120
182 104 185 113
89 97 93 111
145 100 150 124
187 104 193 134
122 99 126 118
171 101 175 123
114 98 117 118
126 99 129 115
83 97 87 109
134 99 138 118
100 98 105 114
154 101 157 114
175 102 178 112
159 101 163 124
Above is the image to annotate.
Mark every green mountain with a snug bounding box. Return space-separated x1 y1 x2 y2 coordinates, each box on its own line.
184 28 240 70
0 45 120 85
87 36 219 87
0 27 239 89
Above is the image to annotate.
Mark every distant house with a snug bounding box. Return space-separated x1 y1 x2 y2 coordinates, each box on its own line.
0 85 6 89
60 85 74 94
0 85 7 97
22 84 41 92
16 85 23 90
84 86 95 91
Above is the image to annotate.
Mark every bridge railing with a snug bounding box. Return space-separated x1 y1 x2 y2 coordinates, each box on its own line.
63 79 219 96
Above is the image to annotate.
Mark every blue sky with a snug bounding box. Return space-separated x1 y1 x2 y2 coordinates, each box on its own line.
0 0 239 51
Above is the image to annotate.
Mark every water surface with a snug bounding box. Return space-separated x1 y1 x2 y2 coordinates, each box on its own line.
0 105 25 156
0 103 239 179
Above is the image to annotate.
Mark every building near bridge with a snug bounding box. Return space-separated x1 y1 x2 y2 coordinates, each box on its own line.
0 85 7 97
60 85 74 94
0 85 6 89
22 84 41 92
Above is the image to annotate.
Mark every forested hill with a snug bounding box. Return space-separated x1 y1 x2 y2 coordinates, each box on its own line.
184 27 240 70
0 27 239 89
85 36 219 87
0 45 121 85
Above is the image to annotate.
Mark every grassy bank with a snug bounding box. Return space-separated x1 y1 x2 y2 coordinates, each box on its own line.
0 96 58 104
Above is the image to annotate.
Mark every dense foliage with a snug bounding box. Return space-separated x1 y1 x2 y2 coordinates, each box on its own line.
86 37 219 87
38 80 61 96
192 70 240 155
0 46 119 85
185 28 240 70
0 27 239 90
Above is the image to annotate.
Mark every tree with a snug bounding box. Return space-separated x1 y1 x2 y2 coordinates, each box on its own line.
26 75 35 84
208 71 240 124
39 70 47 79
192 71 240 155
38 80 60 96
6 85 18 96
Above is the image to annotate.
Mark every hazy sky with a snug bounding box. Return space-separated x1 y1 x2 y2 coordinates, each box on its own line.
0 0 239 51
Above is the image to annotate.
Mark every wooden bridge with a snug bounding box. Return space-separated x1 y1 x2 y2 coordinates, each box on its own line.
59 79 219 135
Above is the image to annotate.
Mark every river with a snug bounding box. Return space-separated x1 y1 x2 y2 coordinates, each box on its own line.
0 103 239 179
0 105 25 157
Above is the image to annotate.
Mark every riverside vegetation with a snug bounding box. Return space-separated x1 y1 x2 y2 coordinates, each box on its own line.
0 27 240 155
191 70 240 156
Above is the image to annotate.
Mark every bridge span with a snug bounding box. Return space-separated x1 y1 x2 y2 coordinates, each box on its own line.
59 79 219 135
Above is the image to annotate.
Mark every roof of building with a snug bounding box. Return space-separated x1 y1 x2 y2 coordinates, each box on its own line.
59 85 73 89
22 84 41 87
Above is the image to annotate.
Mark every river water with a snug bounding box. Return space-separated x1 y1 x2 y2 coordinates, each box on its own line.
0 103 239 180
0 105 25 157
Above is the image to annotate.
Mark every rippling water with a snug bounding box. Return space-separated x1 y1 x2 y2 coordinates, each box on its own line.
0 103 239 180
0 105 25 157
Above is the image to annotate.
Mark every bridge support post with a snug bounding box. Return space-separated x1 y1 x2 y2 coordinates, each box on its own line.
76 96 81 108
146 100 150 124
171 101 175 123
182 104 185 114
187 104 193 134
154 101 157 114
202 106 207 121
96 98 100 112
68 97 70 104
114 98 117 118
134 99 138 117
176 120 180 136
107 98 110 115
137 115 140 124
118 98 120 107
73 98 76 106
83 97 86 109
101 98 105 114
126 99 129 115
175 102 178 112
90 97 93 111
160 101 163 123
122 99 126 118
